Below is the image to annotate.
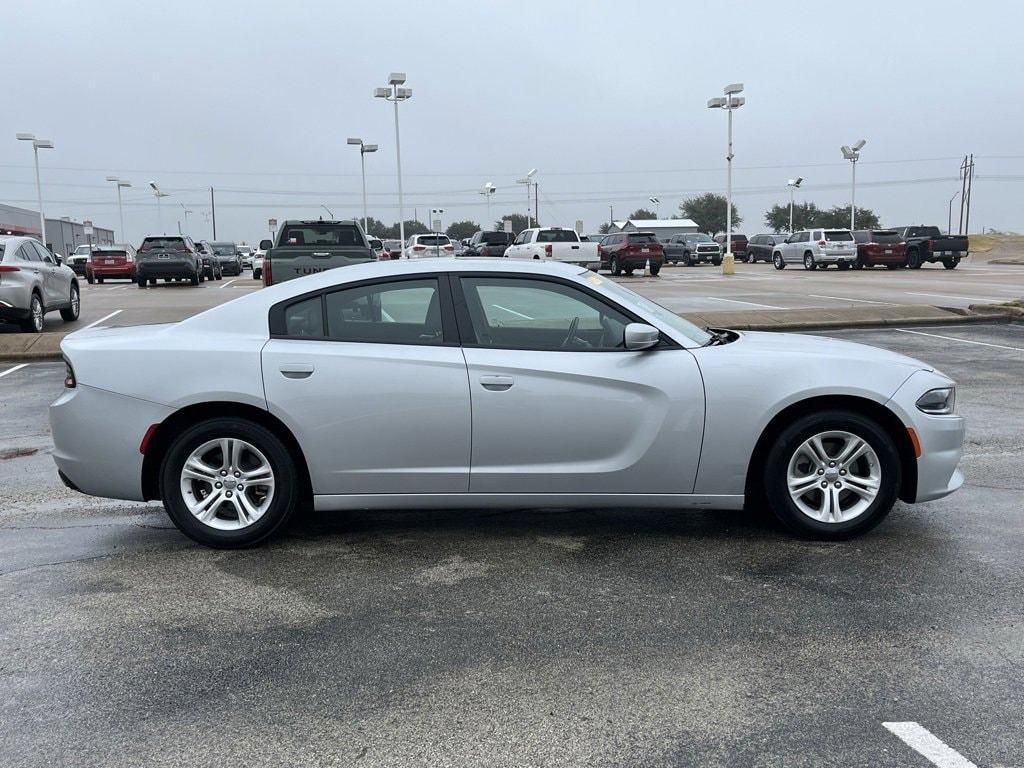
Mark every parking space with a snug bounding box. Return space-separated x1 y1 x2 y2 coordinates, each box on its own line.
1 324 1020 766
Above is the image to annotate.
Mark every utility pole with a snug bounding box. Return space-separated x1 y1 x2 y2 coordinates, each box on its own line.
958 154 974 235
210 187 217 239
534 182 539 227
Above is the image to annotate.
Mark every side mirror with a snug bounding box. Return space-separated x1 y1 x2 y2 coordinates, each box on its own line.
53 254 63 265
624 323 660 351
259 239 273 250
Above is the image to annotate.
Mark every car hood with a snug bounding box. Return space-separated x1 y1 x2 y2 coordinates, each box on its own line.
732 330 933 372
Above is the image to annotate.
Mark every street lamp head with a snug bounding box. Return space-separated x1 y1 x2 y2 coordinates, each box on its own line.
853 139 867 151
724 82 744 95
707 97 726 109
149 181 159 191
373 87 390 99
347 137 363 145
363 144 378 153
395 86 412 99
526 168 537 178
33 139 54 149
118 181 132 188
106 175 119 182
16 133 35 141
388 72 407 85
730 96 745 108
484 182 495 192
649 196 660 204
841 146 855 159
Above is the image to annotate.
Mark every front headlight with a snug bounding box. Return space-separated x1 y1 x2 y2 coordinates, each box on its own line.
916 386 956 415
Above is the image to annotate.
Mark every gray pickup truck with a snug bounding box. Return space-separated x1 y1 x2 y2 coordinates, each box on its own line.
259 220 375 286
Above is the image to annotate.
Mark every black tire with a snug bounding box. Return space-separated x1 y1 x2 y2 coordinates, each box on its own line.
886 264 899 270
86 274 95 285
625 268 635 276
190 271 200 286
773 252 786 270
650 264 661 276
60 284 80 322
837 261 850 271
21 292 44 333
137 276 147 289
97 276 104 284
712 258 722 267
907 249 922 269
804 253 817 270
683 251 693 267
610 256 622 276
253 269 261 281
763 409 901 540
943 257 959 270
160 418 301 548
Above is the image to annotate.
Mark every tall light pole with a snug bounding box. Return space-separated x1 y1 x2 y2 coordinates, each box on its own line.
16 133 54 247
106 176 132 242
374 73 412 248
516 169 536 227
149 181 169 234
649 196 661 219
178 202 192 235
479 182 496 225
841 139 866 229
707 84 745 263
948 190 961 235
787 177 803 233
347 137 378 234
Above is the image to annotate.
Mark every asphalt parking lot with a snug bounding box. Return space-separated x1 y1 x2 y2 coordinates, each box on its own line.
1 323 1021 767
2 257 1023 336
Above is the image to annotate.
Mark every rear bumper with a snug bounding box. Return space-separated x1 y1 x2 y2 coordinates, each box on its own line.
816 252 857 263
88 264 136 278
137 261 198 278
0 286 30 320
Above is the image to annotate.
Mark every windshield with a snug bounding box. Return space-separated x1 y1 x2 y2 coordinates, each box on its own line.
536 230 579 243
73 245 92 255
686 234 714 243
140 237 186 251
238 246 252 254
585 272 712 347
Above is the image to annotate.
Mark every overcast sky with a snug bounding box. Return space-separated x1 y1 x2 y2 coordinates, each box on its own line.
3 0 1022 245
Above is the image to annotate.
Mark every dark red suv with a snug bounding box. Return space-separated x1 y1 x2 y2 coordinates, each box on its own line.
852 230 907 269
598 232 664 276
713 233 749 259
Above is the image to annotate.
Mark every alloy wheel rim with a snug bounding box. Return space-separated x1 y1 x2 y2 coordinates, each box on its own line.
32 298 43 330
179 438 276 530
71 288 79 316
786 430 881 524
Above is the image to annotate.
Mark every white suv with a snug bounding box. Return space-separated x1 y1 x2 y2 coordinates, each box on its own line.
404 234 454 258
773 229 858 270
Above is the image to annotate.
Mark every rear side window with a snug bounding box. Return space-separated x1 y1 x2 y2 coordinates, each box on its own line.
278 224 364 247
325 279 443 345
824 231 854 241
140 237 186 251
17 244 39 262
536 230 579 243
283 297 324 338
481 232 513 245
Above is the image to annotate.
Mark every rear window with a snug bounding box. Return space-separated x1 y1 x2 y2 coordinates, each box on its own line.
279 224 364 247
211 243 236 255
870 231 901 243
416 235 450 246
384 240 402 250
627 233 658 243
481 232 514 245
907 226 941 238
95 250 128 258
140 237 186 251
536 230 579 243
824 231 854 241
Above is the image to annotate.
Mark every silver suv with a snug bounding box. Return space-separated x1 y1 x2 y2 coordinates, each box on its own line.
772 228 858 270
0 236 81 332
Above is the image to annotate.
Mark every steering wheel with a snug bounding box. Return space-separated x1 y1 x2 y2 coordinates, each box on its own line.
561 316 581 348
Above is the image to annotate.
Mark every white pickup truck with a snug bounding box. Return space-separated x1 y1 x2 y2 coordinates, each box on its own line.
504 227 600 267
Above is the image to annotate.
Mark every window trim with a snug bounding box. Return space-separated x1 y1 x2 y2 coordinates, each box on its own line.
268 273 460 347
449 271 678 353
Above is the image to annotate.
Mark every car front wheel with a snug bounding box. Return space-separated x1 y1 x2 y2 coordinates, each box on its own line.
160 418 301 548
763 410 900 539
60 284 80 321
773 253 785 270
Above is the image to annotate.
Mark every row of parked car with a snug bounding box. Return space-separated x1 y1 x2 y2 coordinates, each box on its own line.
64 238 254 286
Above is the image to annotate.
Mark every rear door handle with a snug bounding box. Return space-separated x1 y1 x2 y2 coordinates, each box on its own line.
480 375 514 391
280 364 315 379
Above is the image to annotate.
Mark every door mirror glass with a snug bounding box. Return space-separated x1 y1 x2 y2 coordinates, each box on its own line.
259 239 273 250
624 323 660 351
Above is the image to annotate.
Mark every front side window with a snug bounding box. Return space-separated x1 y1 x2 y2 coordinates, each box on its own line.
459 277 632 351
325 278 443 345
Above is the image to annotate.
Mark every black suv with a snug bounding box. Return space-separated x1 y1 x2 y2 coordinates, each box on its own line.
465 230 514 257
136 236 204 287
209 241 243 276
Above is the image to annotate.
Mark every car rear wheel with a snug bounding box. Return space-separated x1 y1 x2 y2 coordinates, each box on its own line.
773 252 785 270
86 274 95 284
610 256 622 276
763 410 900 539
160 418 301 548
21 292 44 333
943 257 959 270
803 253 816 270
190 271 200 286
60 284 80 322
650 264 661 276
253 269 262 280
907 249 922 269
837 261 850 271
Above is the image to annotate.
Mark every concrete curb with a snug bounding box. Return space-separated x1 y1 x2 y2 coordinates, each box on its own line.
2 305 1021 363
990 258 1024 266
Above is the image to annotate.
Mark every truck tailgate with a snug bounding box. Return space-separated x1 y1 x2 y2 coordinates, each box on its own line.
549 242 599 263
268 246 375 282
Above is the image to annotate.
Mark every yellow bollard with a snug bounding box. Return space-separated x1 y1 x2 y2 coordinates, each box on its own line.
722 252 735 275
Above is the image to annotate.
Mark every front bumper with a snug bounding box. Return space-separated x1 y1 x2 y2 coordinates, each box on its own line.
888 370 966 503
50 384 174 502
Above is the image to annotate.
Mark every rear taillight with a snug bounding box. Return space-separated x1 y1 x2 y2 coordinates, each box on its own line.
0 265 20 272
818 240 827 247
544 244 552 255
263 255 272 286
598 245 603 255
926 239 934 250
443 245 453 251
413 245 425 251
63 360 76 389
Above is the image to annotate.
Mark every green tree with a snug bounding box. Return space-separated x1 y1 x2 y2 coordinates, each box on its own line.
446 220 481 241
359 216 390 238
628 208 656 220
379 219 430 239
493 213 530 234
818 205 880 230
763 201 823 233
598 221 613 234
678 193 741 235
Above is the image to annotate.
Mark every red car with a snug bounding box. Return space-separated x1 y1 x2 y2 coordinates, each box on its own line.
713 233 749 260
598 231 664 276
852 230 906 269
86 245 137 283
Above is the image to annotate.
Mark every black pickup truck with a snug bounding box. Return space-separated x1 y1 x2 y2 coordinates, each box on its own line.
259 220 375 286
893 226 969 270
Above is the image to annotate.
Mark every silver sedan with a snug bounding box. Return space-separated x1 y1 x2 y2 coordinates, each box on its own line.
50 260 964 547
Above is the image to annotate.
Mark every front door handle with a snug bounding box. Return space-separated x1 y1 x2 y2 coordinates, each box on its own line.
480 375 514 391
280 364 315 379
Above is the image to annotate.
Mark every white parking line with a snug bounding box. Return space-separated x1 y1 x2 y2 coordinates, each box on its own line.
81 310 123 330
904 291 1005 303
220 279 237 289
895 328 1024 352
0 363 29 379
808 294 896 305
702 296 785 310
883 722 978 768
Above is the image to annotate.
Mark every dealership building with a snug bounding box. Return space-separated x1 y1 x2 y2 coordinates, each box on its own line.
0 203 115 256
608 218 700 238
